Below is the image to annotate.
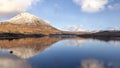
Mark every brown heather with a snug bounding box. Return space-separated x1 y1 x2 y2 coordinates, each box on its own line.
0 22 61 35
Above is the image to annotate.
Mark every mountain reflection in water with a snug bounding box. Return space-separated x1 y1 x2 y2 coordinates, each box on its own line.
0 37 61 59
0 37 120 68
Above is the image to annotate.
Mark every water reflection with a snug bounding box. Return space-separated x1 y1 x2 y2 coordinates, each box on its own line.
62 38 91 47
0 37 120 68
80 59 104 68
90 37 120 44
78 59 120 68
27 37 120 68
0 51 31 68
0 37 61 59
81 37 120 46
108 40 120 45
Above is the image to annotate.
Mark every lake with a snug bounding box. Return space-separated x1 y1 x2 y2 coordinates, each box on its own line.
0 37 120 68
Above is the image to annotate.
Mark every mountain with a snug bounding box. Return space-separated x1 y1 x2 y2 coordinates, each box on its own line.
8 13 49 26
0 13 61 36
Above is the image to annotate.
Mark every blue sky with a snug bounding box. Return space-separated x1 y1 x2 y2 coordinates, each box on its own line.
0 0 120 31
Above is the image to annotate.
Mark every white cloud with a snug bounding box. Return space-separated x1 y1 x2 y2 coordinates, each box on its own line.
73 0 109 13
0 0 41 17
108 3 120 10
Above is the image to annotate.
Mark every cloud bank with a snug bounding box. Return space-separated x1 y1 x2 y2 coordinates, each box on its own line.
0 0 40 17
73 0 109 13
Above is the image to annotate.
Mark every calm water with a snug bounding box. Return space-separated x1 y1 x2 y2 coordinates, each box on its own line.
0 37 120 68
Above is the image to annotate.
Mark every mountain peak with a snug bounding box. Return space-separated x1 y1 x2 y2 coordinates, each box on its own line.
7 12 49 26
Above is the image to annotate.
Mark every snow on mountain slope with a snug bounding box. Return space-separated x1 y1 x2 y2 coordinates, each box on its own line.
7 12 50 26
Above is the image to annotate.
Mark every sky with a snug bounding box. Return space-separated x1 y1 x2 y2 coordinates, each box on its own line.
0 0 120 31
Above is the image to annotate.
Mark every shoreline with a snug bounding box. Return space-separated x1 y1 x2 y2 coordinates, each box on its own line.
0 32 120 41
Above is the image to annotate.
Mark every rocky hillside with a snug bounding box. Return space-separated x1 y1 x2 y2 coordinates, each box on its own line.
0 13 61 35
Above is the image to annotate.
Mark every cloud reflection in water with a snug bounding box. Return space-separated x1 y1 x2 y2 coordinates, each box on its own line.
78 59 120 68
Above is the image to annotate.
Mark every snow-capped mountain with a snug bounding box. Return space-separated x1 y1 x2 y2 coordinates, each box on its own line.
7 12 49 26
65 25 85 32
0 12 60 35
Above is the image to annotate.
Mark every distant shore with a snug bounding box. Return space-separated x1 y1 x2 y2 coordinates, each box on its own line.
78 31 120 37
0 33 45 39
0 31 120 40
